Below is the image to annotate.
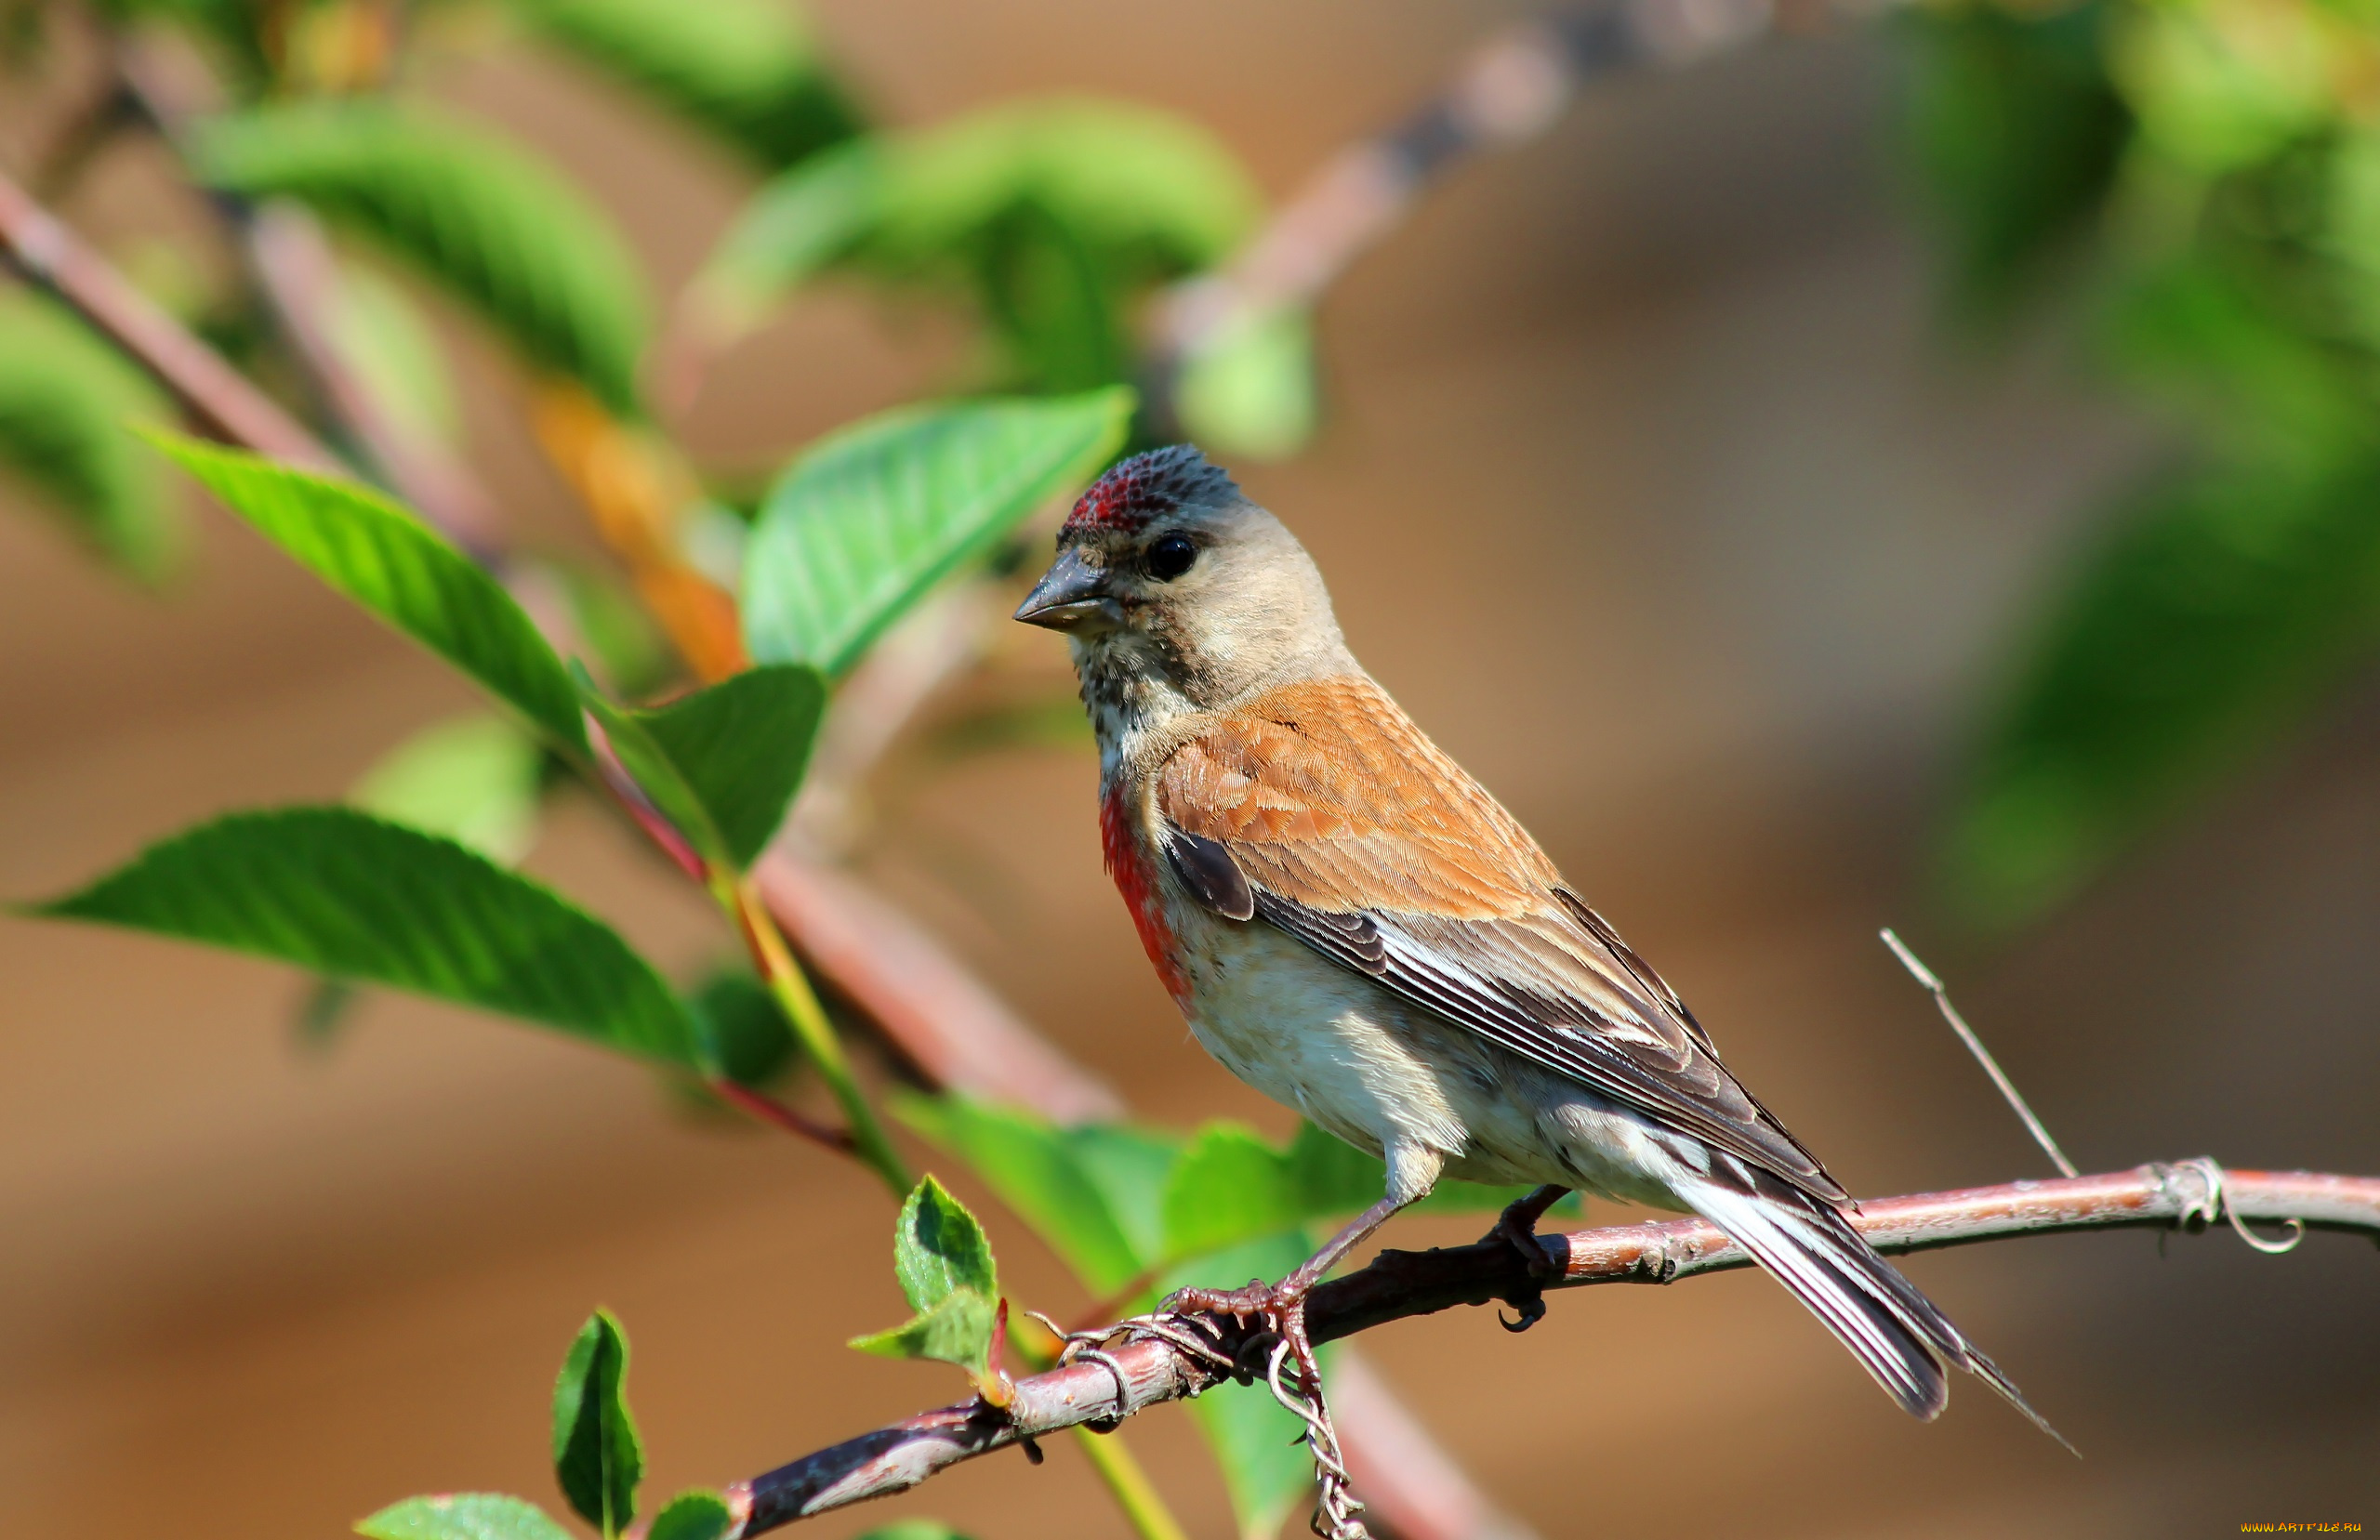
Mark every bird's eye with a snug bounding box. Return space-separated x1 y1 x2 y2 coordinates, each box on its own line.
1146 533 1197 582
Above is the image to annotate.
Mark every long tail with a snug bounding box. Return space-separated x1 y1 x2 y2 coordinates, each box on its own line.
1673 1171 2071 1450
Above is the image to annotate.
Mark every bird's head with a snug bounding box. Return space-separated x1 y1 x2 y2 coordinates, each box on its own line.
1014 445 1349 708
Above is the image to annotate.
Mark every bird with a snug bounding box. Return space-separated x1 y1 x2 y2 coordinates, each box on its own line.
1013 443 2056 1441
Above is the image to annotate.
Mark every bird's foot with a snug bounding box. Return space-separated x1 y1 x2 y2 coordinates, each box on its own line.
1483 1184 1569 1333
1158 1276 1326 1398
1159 1277 1367 1539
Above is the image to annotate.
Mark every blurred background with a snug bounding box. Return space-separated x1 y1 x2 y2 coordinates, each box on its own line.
2 1 2376 1537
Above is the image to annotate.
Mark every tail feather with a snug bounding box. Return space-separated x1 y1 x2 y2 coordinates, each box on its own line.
1674 1174 2071 1451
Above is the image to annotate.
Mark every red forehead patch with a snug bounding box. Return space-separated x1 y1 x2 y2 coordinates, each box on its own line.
1064 445 1239 534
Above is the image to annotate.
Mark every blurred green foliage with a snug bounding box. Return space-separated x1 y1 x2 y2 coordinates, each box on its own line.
0 290 179 582
1904 0 2380 928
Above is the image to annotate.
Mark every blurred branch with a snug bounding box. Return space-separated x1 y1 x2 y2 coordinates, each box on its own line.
106 35 508 553
243 203 508 553
0 163 333 468
718 1161 2380 1532
1147 0 1871 420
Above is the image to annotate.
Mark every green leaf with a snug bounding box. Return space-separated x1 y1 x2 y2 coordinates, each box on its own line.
151 435 589 754
1162 1123 1303 1263
2109 0 2335 178
689 138 887 336
1173 304 1317 462
579 663 826 868
1944 453 2380 928
1166 1231 1318 1540
513 0 861 168
1162 1119 1543 1266
32 807 705 1067
847 1289 998 1368
891 1174 997 1308
553 1310 643 1537
742 389 1132 674
326 261 463 447
549 558 677 698
1897 3 2130 321
850 1176 1000 1378
685 967 798 1088
0 289 180 581
644 1492 734 1540
352 713 545 863
1061 1123 1182 1266
893 1094 1150 1295
693 96 1258 357
191 99 649 415
357 1494 575 1540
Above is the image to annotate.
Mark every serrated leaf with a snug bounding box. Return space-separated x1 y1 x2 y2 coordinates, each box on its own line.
579 663 826 868
352 713 544 863
152 435 589 754
191 99 649 415
645 1491 734 1540
0 289 180 581
32 807 704 1067
893 1094 1149 1295
892 1174 997 1309
1944 453 2380 928
852 1176 1000 1377
554 1310 642 1537
1166 1231 1319 1540
514 0 860 168
1174 304 1317 462
357 1493 575 1540
743 389 1131 674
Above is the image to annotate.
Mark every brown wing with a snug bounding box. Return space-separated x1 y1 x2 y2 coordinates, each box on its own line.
1156 674 1842 1203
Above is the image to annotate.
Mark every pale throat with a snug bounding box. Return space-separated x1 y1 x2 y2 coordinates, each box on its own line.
1070 630 1201 780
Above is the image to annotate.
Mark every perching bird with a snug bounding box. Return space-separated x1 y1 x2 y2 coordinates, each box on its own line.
1015 445 2055 1437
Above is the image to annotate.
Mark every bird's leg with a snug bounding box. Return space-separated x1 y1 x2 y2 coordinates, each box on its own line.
1161 1192 1411 1400
1483 1184 1568 1332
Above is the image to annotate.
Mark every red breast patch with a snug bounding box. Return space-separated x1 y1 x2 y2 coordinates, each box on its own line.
1101 785 1189 1002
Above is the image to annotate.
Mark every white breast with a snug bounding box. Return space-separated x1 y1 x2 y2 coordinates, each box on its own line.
1161 888 1691 1212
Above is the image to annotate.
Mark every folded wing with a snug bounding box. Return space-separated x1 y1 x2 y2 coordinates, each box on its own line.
1155 675 1842 1204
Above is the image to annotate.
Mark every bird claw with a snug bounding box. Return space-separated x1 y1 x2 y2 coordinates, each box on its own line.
1482 1185 1567 1333
1497 1292 1548 1334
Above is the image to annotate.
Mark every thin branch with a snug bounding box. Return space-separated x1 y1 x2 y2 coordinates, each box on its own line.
1882 929 2080 1178
718 1161 2380 1533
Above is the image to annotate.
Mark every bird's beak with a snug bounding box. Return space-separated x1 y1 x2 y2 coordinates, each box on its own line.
1014 546 1114 632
